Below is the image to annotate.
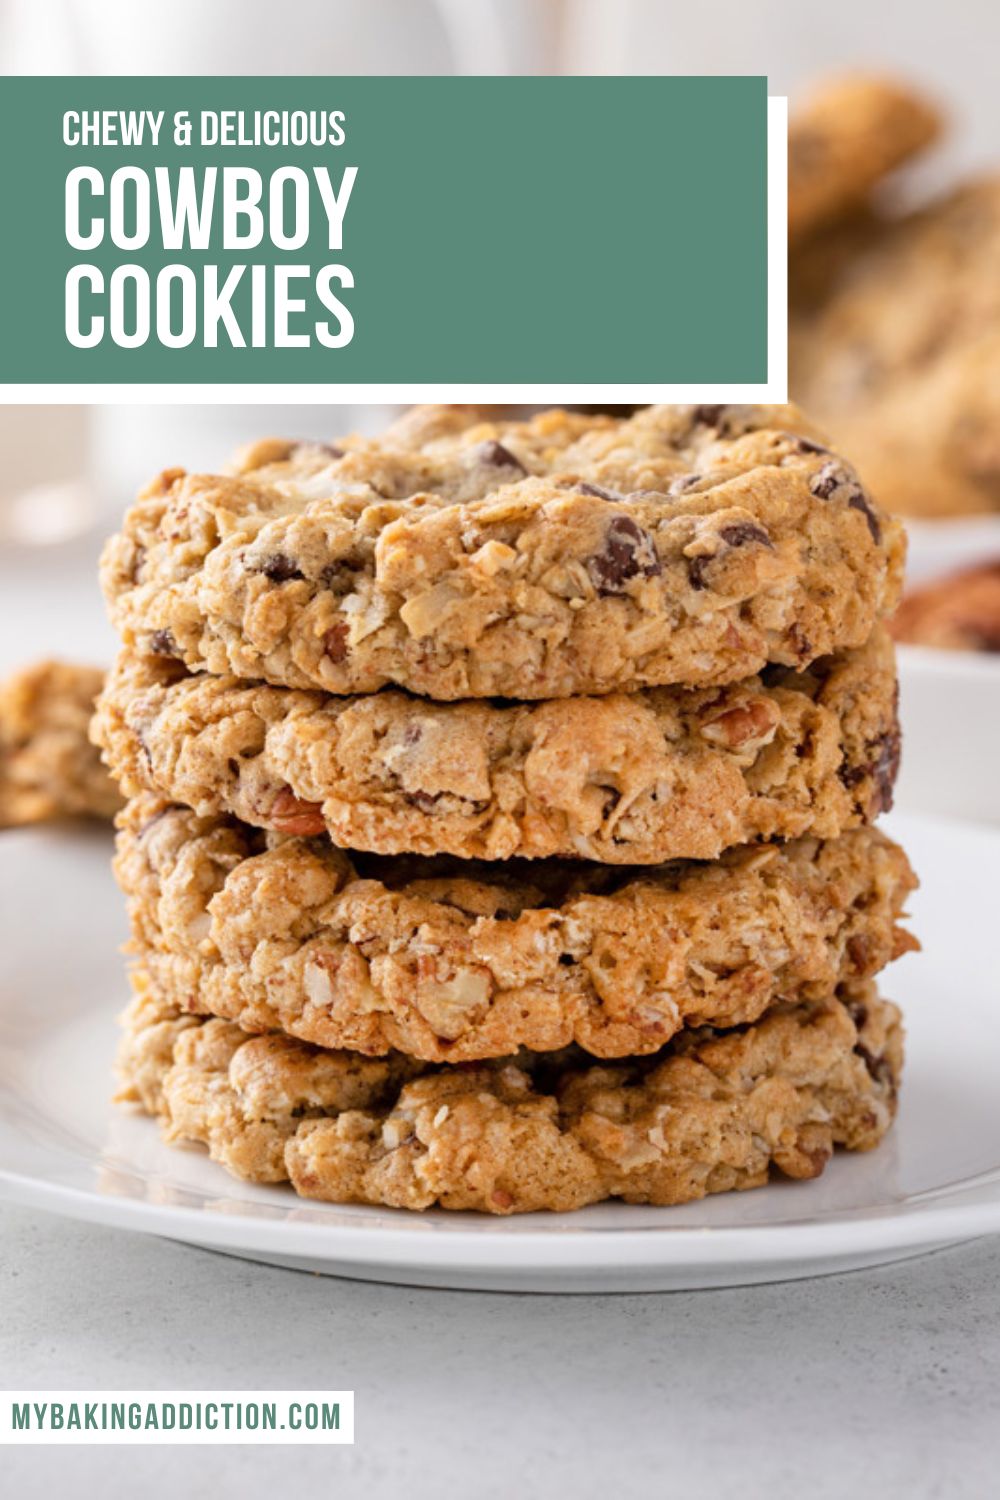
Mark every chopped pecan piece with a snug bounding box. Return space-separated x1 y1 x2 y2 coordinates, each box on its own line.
699 697 782 752
270 788 326 836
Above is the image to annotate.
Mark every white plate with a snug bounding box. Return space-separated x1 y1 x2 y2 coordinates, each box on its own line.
1 814 999 1293
893 513 1000 828
896 647 1000 827
903 515 1000 588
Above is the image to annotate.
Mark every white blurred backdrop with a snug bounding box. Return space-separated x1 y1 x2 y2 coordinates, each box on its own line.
2 0 998 550
3 0 998 183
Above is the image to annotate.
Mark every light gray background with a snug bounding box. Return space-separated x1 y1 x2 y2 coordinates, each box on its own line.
6 0 1000 185
2 1205 999 1499
569 0 1000 185
3 4 1000 1492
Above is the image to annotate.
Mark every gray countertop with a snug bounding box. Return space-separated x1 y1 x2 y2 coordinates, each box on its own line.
2 1203 998 1498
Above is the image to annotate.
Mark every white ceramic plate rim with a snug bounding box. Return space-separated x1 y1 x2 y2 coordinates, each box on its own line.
3 809 1000 1281
3 1167 1000 1270
897 643 1000 681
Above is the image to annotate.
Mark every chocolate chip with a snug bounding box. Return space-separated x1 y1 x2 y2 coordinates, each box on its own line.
406 791 441 812
149 628 179 657
718 521 773 550
253 553 304 583
809 461 845 500
844 995 869 1028
687 522 771 591
558 953 575 966
809 462 882 544
601 787 622 818
566 405 642 416
793 436 829 455
689 405 757 438
476 440 526 474
587 516 662 595
848 492 883 545
320 560 360 595
563 477 647 503
668 474 701 496
577 481 624 502
870 723 902 815
839 719 902 814
854 1042 893 1089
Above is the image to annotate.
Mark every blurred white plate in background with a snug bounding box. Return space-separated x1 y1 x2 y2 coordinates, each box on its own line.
904 515 1000 587
897 646 1000 826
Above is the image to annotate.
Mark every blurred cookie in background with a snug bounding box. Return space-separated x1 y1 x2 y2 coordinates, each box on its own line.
891 558 1000 652
791 180 1000 517
0 660 120 829
788 204 887 314
788 74 941 245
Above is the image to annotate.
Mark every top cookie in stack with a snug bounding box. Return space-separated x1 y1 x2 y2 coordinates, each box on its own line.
96 405 914 1216
100 403 904 701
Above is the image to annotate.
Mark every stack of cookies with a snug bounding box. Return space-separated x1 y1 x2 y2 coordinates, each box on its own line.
94 404 917 1215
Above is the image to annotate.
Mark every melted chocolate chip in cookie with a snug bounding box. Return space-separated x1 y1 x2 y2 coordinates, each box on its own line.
809 461 882 543
576 481 624 502
718 521 774 550
149 629 179 658
848 493 882 545
476 440 526 474
870 723 902 815
688 521 773 590
587 516 662 595
691 404 727 429
252 553 305 583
